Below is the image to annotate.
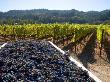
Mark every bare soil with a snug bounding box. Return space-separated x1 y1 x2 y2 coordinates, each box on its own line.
61 33 110 82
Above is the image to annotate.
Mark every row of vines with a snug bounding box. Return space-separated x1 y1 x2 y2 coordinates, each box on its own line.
0 24 95 42
0 24 110 46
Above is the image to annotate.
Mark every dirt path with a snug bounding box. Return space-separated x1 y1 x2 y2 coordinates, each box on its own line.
61 33 110 82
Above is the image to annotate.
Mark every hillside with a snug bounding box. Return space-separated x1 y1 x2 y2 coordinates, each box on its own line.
0 9 110 24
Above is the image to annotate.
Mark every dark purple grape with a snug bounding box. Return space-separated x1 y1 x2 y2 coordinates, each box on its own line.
0 40 96 82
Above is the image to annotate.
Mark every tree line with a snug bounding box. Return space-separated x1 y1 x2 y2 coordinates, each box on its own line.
0 9 110 24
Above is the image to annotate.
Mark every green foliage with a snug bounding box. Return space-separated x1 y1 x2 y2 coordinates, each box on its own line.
0 24 110 45
0 9 110 24
97 25 103 44
71 24 94 42
0 24 96 42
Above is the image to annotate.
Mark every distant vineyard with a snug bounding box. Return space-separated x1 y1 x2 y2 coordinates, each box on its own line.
0 24 95 40
0 24 110 47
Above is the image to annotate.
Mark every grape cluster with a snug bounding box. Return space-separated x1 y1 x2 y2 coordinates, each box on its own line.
0 40 95 82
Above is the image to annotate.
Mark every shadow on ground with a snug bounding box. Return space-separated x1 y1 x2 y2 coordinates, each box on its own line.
62 35 85 51
77 33 96 68
103 35 110 63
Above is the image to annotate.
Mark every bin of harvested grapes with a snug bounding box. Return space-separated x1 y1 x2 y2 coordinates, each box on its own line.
0 40 101 82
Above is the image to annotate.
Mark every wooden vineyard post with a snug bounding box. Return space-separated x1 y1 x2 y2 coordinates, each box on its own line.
33 27 36 40
36 27 38 40
3 27 6 42
67 27 69 44
11 27 15 48
74 28 77 54
12 27 15 41
63 35 64 46
53 27 55 43
62 28 64 46
23 27 25 40
100 29 104 57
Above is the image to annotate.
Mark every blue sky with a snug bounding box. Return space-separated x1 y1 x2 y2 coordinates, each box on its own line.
0 0 110 12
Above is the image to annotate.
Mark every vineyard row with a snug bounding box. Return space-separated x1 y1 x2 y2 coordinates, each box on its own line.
0 24 110 45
